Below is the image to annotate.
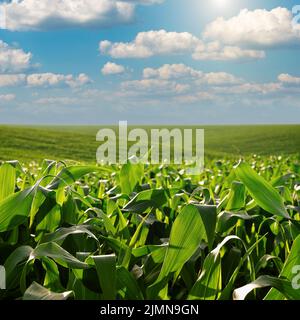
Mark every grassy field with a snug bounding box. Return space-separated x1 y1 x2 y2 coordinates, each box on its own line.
0 124 300 300
0 124 299 162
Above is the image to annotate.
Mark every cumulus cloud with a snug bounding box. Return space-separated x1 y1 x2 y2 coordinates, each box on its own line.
0 73 91 88
120 78 215 104
192 41 265 61
100 8 300 61
119 63 297 105
143 64 202 80
0 0 164 31
122 79 190 95
0 74 27 87
101 62 125 75
100 30 200 58
0 40 33 73
143 64 242 85
198 72 243 86
0 94 16 101
100 29 265 61
203 7 300 47
214 82 282 95
121 64 246 102
27 73 91 87
278 73 300 85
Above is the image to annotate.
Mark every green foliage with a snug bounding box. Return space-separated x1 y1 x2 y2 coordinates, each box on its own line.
0 155 299 300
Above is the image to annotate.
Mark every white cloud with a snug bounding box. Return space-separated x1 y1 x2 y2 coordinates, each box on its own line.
143 64 202 80
27 73 91 87
0 40 33 73
100 30 200 58
143 64 242 85
198 72 242 86
0 94 16 101
278 73 300 85
101 8 299 62
119 63 294 105
214 82 282 95
0 74 26 87
67 73 91 87
121 64 246 101
193 41 265 61
0 0 164 31
100 29 265 61
0 73 91 88
27 73 67 87
122 79 189 95
101 62 125 75
203 7 300 47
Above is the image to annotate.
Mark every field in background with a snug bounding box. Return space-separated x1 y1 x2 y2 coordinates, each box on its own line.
0 124 299 163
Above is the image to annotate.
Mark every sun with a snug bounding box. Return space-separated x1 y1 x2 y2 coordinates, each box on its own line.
213 0 228 8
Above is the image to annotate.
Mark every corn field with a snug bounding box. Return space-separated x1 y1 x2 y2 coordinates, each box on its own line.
0 156 300 300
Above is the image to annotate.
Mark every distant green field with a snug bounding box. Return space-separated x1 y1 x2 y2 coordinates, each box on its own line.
0 124 299 163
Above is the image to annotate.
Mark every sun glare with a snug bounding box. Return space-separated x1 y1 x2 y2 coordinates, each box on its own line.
213 0 228 8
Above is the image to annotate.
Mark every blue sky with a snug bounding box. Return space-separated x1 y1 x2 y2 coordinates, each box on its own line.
0 0 300 124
